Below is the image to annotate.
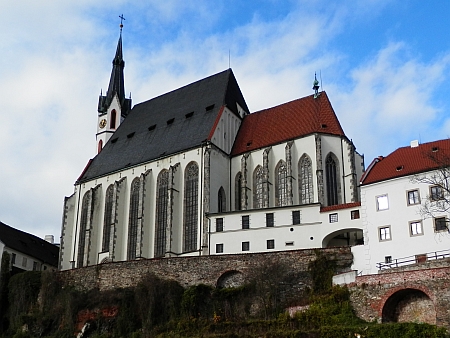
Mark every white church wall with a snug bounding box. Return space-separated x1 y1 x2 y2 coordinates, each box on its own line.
141 172 154 259
359 173 450 275
209 148 231 213
60 193 76 270
90 185 103 264
210 107 242 154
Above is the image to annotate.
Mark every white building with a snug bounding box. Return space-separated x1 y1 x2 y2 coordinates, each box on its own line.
353 139 450 275
59 32 365 270
0 221 59 274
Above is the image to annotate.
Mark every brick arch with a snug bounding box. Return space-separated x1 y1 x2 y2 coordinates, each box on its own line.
379 285 436 324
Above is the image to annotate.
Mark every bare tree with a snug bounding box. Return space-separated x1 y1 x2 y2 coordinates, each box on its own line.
411 149 450 231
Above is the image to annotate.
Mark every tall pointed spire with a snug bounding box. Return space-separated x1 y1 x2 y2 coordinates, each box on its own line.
98 16 131 116
313 72 320 99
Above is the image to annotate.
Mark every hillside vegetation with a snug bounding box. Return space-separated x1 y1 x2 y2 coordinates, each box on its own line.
0 251 447 337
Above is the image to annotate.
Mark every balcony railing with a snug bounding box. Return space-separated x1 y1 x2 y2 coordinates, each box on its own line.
376 249 450 270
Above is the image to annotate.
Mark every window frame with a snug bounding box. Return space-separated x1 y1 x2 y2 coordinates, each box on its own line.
329 213 338 223
434 217 447 232
292 210 301 225
378 225 392 241
242 241 250 251
376 194 389 211
266 213 274 227
351 210 360 220
216 243 224 253
409 220 424 236
216 218 224 232
242 215 250 229
267 239 275 250
407 189 420 206
430 185 444 201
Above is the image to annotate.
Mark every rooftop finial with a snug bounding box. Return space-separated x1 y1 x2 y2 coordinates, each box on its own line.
119 14 125 32
313 72 320 99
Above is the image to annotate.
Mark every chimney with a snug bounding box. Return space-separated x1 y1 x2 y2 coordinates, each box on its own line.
410 140 419 148
44 235 54 244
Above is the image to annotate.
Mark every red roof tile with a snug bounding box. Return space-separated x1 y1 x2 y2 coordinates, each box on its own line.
361 139 450 185
320 202 361 213
231 92 345 156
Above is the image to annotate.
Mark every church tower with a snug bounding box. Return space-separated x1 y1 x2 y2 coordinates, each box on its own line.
96 21 132 154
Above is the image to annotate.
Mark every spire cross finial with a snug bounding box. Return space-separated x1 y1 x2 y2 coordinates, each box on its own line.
119 14 125 30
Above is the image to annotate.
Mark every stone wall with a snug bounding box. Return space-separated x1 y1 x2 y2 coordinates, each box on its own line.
349 266 450 328
59 247 353 292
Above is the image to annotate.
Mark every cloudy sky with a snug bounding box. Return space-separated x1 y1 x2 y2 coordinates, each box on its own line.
1 1 450 239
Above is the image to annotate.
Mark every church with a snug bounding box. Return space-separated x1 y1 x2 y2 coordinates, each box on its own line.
59 31 365 270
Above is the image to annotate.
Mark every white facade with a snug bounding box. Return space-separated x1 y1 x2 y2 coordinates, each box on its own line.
353 172 450 275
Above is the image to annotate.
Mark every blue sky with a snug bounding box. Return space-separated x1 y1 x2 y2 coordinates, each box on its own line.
1 0 450 239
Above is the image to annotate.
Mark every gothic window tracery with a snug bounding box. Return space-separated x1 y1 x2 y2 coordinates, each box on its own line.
127 178 140 260
275 160 288 206
299 154 314 204
102 184 114 252
155 170 169 257
110 109 117 129
77 191 91 268
253 165 263 208
183 163 199 252
325 153 340 206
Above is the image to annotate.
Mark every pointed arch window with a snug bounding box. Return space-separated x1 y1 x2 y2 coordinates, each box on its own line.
127 178 140 260
326 153 340 206
184 163 199 252
218 187 226 213
299 155 314 204
77 191 91 268
102 185 114 252
235 172 242 211
275 160 288 206
155 170 169 257
110 109 117 129
253 166 263 209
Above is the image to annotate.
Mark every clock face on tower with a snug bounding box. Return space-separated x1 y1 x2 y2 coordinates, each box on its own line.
99 119 107 129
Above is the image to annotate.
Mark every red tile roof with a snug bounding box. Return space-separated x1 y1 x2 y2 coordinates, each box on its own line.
231 92 345 156
361 139 450 185
320 202 361 213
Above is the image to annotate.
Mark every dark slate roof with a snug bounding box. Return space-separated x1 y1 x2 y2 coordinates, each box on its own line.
361 139 450 185
0 222 59 267
231 92 345 156
80 69 248 182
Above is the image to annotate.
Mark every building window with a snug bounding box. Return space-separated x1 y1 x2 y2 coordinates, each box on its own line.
379 226 391 241
267 239 275 249
325 153 340 206
299 154 313 204
216 218 224 232
155 170 169 257
97 139 103 154
22 257 27 268
102 184 114 252
235 172 242 211
33 261 38 271
242 215 250 229
242 241 250 251
292 210 301 225
385 256 392 264
351 210 360 220
11 253 16 265
218 186 226 212
275 160 288 206
329 213 338 223
434 217 447 232
110 109 117 129
407 189 420 205
376 194 389 211
216 243 224 253
77 191 91 268
266 213 274 227
410 221 423 236
184 162 199 252
285 241 294 246
431 186 444 201
253 166 264 208
127 178 140 260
